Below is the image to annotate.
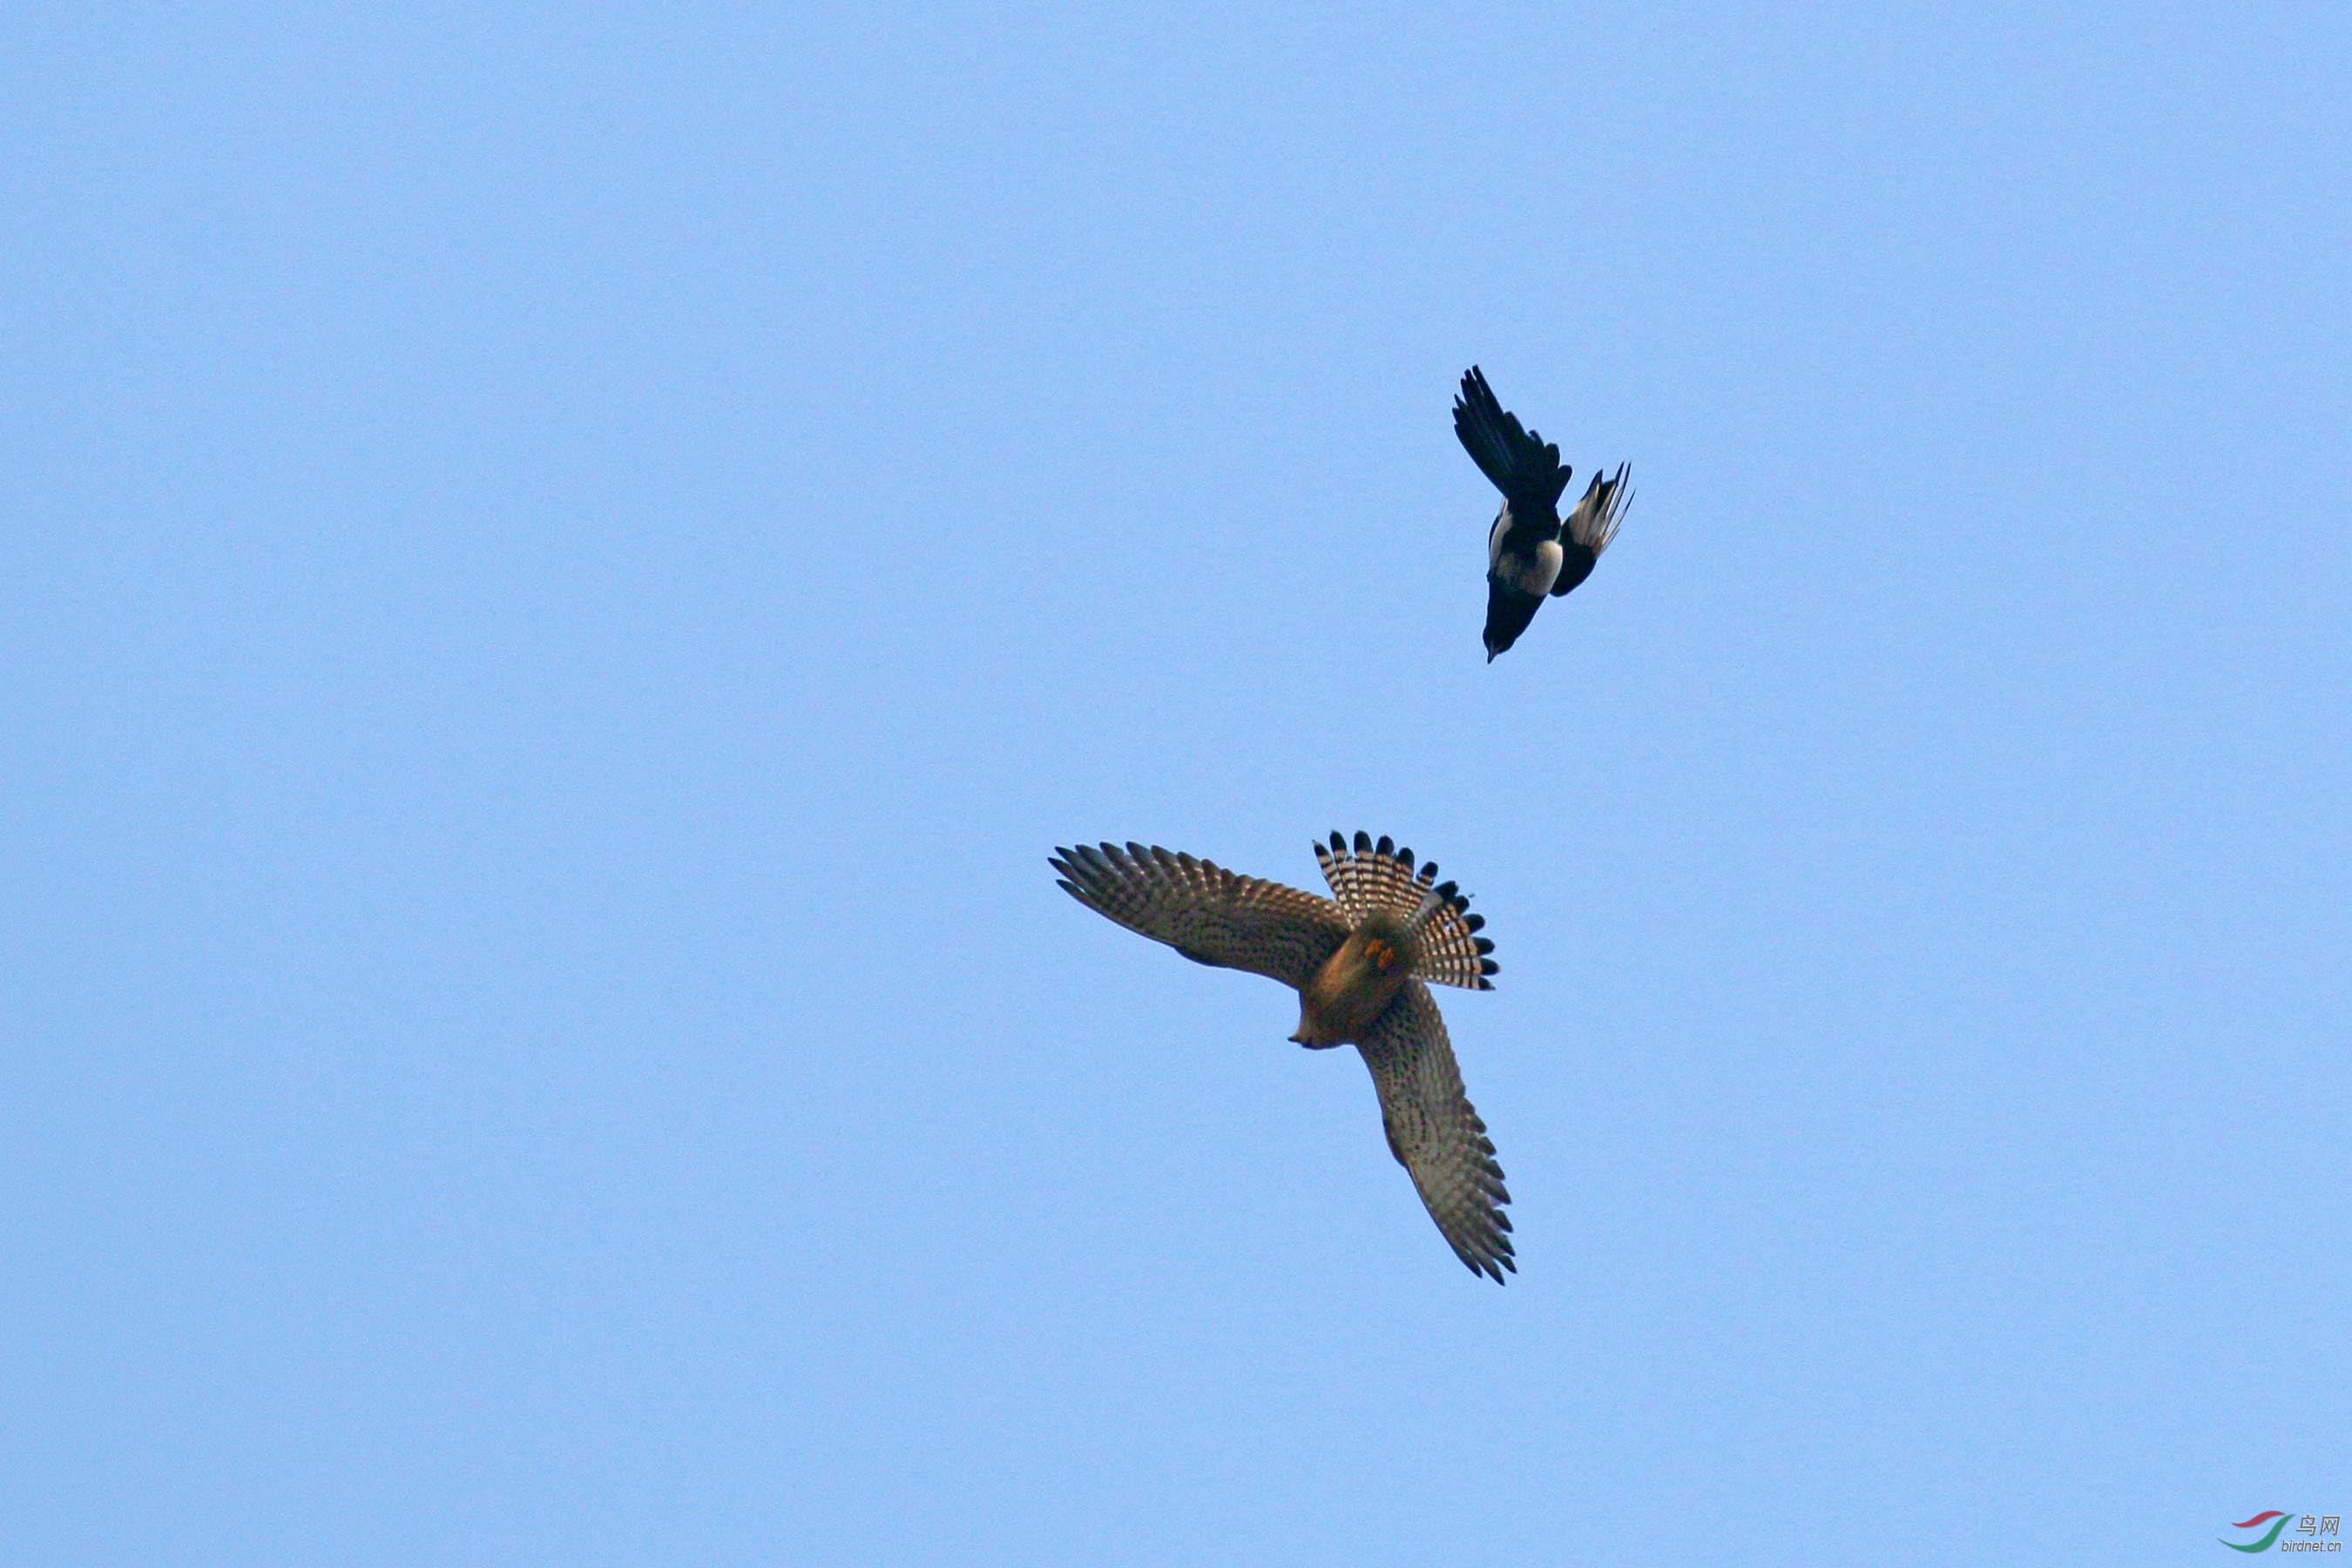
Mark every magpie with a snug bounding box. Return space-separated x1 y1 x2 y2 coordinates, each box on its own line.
1452 365 1632 661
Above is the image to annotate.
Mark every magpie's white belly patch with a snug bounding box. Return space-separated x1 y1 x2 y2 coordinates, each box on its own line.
1496 539 1562 598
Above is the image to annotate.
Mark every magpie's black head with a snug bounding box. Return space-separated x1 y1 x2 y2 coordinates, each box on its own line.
1482 581 1542 662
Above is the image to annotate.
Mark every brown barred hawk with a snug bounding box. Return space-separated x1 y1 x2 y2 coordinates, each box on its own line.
1050 831 1516 1283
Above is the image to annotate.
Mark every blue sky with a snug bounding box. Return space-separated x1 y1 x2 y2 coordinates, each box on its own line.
5 3 2347 1562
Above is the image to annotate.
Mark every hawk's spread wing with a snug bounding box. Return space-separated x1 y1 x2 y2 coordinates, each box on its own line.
1052 842 1352 991
1356 982 1516 1282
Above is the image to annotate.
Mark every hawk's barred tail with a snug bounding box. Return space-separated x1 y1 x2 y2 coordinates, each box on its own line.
1311 830 1498 991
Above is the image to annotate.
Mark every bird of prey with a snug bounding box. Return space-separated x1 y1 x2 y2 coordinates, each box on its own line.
1050 831 1516 1282
1453 364 1632 661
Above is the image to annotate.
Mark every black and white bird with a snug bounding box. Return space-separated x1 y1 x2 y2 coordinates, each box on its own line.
1452 365 1632 661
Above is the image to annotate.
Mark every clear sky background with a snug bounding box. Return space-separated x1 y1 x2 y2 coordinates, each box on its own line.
5 3 2348 1563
